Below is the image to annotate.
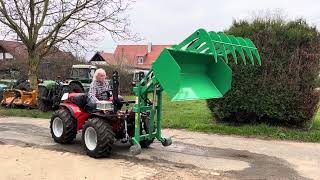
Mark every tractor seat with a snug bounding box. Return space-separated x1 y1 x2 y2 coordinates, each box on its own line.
70 93 88 109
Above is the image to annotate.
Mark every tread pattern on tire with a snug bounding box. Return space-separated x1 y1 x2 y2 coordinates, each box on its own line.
38 98 52 112
82 117 115 158
50 108 77 144
38 86 52 112
0 91 3 103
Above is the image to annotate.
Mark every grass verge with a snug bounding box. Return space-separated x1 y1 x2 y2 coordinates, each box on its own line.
0 94 319 142
0 107 52 119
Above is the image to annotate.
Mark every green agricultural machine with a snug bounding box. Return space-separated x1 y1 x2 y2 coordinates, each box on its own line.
129 28 261 153
38 65 98 112
50 28 261 157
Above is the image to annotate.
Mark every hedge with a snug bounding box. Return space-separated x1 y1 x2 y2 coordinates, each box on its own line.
207 18 320 127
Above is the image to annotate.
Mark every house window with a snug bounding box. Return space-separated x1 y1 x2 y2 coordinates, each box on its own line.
133 73 140 81
137 56 144 64
5 53 13 59
0 52 13 60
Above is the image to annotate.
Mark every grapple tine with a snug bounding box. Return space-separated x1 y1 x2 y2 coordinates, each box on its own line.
187 39 205 52
196 43 210 53
227 35 247 65
217 32 238 64
236 37 255 65
172 28 261 66
209 31 228 63
194 29 218 62
173 31 200 50
244 38 262 65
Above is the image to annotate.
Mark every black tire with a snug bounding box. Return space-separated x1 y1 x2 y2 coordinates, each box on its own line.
50 108 77 144
69 82 84 93
38 86 52 112
38 98 52 112
0 91 3 103
82 118 115 158
140 112 154 148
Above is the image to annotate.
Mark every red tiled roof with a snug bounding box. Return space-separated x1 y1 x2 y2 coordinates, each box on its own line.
113 45 172 69
0 40 75 61
99 52 115 64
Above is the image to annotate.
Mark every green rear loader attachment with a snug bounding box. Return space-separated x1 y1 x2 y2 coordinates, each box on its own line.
129 28 261 155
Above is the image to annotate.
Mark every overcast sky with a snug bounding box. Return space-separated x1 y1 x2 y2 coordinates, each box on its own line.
87 0 320 58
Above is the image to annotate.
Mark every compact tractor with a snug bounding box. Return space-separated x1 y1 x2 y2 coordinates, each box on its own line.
50 28 261 158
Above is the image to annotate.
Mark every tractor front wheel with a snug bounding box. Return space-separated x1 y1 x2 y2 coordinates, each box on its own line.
82 118 115 158
50 108 77 144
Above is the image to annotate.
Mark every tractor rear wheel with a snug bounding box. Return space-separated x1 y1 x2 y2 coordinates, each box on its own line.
38 86 52 112
82 118 115 158
0 91 3 103
50 108 77 144
38 99 52 112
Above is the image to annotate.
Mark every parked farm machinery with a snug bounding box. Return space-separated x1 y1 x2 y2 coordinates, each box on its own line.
0 78 37 108
37 65 98 112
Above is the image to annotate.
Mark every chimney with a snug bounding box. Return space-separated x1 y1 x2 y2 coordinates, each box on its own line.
147 42 152 53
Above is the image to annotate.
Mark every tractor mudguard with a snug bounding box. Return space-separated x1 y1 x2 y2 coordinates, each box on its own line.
39 80 58 90
59 103 90 131
59 103 76 117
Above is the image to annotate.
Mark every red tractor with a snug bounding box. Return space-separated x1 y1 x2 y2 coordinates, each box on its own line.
49 71 155 158
50 29 262 158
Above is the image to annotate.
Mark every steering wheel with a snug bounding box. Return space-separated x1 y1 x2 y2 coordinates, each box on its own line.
100 91 111 100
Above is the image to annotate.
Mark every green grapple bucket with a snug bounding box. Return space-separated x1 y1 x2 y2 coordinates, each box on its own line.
130 28 262 152
152 28 261 101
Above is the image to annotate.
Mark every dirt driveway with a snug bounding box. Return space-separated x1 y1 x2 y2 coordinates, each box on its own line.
0 116 319 180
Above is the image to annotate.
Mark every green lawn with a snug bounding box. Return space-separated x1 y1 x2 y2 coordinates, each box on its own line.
160 94 320 142
1 94 320 142
0 107 52 119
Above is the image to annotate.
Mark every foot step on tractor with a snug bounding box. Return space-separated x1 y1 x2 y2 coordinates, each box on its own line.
50 28 261 158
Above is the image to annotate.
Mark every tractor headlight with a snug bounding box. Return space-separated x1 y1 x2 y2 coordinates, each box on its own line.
96 100 114 111
61 93 69 101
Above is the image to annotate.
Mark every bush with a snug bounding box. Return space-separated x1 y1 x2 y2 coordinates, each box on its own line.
102 65 133 95
315 75 320 88
207 17 320 127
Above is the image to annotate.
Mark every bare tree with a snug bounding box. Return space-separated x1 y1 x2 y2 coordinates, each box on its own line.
0 0 134 90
